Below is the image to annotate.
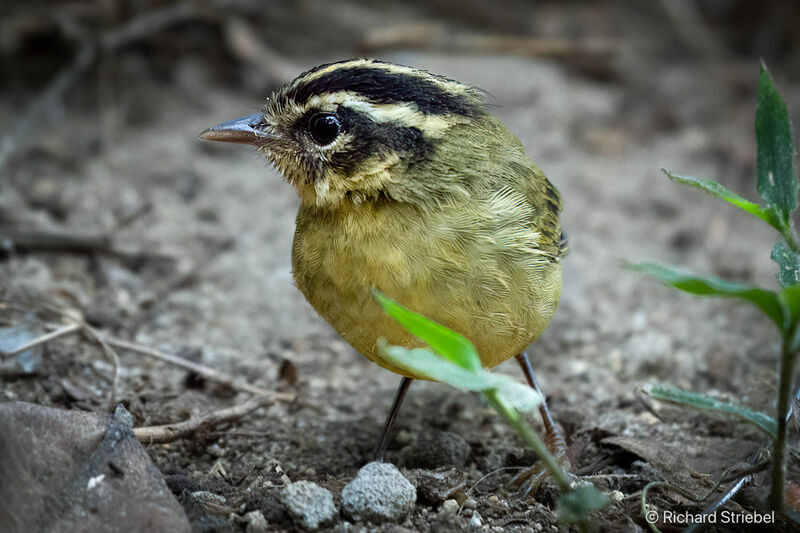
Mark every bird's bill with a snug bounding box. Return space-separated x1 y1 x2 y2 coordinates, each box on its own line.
199 113 273 145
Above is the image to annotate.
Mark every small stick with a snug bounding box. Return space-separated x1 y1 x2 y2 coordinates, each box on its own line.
104 336 293 400
0 226 112 255
0 319 119 408
0 322 81 359
0 226 173 263
133 394 271 444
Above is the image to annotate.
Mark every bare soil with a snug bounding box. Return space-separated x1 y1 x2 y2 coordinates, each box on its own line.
2 1 800 531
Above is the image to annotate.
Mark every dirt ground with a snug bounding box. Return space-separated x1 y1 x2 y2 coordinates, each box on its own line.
2 1 800 531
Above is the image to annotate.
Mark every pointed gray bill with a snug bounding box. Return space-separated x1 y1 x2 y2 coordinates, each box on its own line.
199 113 272 145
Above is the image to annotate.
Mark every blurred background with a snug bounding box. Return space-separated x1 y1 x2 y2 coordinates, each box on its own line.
1 1 799 530
2 0 798 174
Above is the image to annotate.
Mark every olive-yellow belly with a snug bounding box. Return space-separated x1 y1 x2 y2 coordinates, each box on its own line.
291 201 562 379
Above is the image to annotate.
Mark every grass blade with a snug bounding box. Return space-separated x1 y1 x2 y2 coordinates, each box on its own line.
628 262 785 328
645 385 777 440
663 169 779 229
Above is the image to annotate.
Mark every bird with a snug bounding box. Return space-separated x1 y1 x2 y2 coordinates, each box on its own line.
200 58 568 486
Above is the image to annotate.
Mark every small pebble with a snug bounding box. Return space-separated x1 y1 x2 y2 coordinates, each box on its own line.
469 512 482 528
440 499 459 513
190 491 226 505
609 490 624 502
280 480 337 530
245 510 268 533
207 444 225 457
341 462 416 523
462 497 477 510
394 429 412 445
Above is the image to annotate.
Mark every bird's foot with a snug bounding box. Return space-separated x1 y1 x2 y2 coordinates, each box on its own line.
508 422 570 499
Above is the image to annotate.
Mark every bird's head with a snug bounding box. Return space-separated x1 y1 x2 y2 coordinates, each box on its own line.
200 59 490 209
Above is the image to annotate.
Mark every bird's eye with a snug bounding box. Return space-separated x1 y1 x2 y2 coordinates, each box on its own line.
308 113 341 145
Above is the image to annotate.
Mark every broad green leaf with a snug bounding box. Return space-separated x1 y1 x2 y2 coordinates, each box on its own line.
373 289 481 371
662 169 780 230
377 341 541 412
645 385 777 440
629 262 785 328
756 66 798 224
556 484 609 525
772 241 800 287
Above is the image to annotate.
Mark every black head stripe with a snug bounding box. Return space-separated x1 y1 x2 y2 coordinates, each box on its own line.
288 67 478 116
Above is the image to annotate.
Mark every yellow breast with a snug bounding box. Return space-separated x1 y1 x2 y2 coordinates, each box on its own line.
291 192 562 379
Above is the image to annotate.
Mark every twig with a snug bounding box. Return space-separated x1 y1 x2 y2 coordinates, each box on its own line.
0 301 293 404
103 335 293 400
0 226 110 253
0 322 81 359
133 394 272 444
0 319 119 408
0 225 173 263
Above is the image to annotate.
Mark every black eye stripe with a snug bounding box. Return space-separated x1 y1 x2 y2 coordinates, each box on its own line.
328 107 434 174
287 67 477 117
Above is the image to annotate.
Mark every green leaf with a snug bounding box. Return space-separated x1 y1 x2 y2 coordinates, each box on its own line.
377 341 541 412
556 484 609 525
756 66 798 224
772 241 800 287
372 289 481 371
662 169 781 230
628 262 786 328
645 385 777 440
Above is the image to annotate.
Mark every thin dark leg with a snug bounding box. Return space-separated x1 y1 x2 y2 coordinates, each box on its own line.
516 352 560 439
515 351 568 463
373 376 413 461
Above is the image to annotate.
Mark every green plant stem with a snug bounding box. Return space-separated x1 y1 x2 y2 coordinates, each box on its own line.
486 391 571 493
771 332 798 509
780 224 800 254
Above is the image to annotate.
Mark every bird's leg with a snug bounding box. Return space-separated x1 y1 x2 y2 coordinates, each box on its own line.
509 351 570 497
373 376 413 461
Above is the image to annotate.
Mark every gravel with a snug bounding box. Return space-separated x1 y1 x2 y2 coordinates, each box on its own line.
341 462 416 523
279 481 337 530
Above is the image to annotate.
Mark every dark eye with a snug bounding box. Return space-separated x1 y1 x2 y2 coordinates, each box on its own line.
308 112 341 145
